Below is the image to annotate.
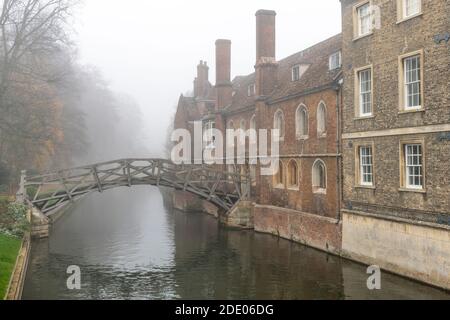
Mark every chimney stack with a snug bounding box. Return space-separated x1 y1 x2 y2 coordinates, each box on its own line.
194 60 209 98
215 39 233 109
256 10 276 63
255 9 277 97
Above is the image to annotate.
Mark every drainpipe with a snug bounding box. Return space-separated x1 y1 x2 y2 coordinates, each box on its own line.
336 79 343 223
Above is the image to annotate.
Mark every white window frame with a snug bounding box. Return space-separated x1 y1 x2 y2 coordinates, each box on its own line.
402 0 421 19
403 55 422 110
404 143 423 190
358 68 373 116
359 146 374 186
329 51 342 70
292 65 300 81
357 2 373 37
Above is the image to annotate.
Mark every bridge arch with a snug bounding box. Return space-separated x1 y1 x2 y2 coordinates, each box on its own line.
20 159 250 216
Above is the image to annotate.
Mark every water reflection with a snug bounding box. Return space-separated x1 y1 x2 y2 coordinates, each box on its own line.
23 187 449 300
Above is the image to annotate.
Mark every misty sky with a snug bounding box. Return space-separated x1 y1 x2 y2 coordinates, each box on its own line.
74 0 341 157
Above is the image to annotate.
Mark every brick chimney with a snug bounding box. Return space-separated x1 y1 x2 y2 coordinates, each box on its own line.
255 10 278 97
215 39 233 110
194 60 209 98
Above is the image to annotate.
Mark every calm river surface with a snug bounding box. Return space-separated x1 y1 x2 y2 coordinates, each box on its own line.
23 187 449 300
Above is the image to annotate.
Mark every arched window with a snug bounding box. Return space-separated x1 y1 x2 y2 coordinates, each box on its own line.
240 119 246 131
274 109 285 139
296 105 309 138
317 102 327 136
312 159 327 192
250 115 256 130
273 160 285 187
288 160 299 188
227 120 235 130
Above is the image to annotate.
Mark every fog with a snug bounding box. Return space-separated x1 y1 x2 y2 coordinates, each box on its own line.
74 0 341 158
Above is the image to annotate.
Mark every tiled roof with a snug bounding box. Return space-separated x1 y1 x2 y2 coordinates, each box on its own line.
178 95 200 121
226 74 257 113
225 33 342 114
268 33 342 102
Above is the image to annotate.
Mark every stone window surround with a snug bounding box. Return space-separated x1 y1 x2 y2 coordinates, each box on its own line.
353 141 376 189
399 138 427 193
352 0 374 41
287 159 300 191
317 101 328 138
354 64 374 119
312 159 327 194
396 0 423 24
273 109 285 141
273 160 286 189
398 50 424 113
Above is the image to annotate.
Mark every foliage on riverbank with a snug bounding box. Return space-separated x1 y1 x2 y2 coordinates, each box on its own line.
0 234 21 299
0 200 30 238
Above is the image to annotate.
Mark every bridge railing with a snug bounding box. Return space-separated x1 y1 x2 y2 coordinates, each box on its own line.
20 159 251 215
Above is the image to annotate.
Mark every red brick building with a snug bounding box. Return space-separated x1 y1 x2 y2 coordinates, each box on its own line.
173 3 450 290
174 10 344 254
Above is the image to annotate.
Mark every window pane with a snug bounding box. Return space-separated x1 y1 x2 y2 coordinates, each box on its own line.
405 0 421 17
359 69 372 115
404 55 421 108
358 3 372 36
360 146 373 185
405 144 423 188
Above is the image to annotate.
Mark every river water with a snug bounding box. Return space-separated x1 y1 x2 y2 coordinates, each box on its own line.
22 187 449 300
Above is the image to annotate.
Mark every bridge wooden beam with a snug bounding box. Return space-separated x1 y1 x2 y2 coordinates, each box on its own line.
92 167 103 193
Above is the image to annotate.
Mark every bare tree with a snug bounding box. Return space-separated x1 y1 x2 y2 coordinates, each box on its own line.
0 0 77 94
0 0 79 180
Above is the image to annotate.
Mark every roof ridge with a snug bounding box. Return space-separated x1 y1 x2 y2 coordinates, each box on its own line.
277 33 342 63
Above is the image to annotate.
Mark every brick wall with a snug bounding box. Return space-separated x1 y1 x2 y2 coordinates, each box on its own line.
341 0 450 218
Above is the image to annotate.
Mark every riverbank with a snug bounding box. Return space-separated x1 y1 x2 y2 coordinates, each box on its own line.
0 234 21 299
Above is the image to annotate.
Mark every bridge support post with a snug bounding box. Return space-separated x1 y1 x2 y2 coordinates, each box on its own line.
30 207 50 239
219 201 254 229
16 170 27 204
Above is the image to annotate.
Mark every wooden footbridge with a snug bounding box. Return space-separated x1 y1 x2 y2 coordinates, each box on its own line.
17 159 250 216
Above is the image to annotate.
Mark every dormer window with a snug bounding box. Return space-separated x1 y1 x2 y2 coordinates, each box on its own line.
291 64 309 82
329 51 342 70
292 65 301 81
247 84 256 97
